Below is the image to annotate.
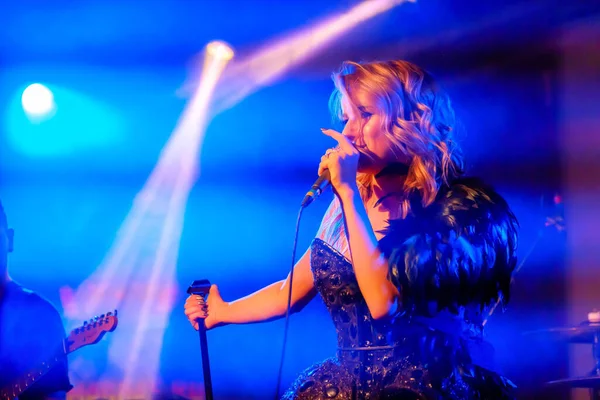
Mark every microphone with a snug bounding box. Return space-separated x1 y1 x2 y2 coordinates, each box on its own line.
301 169 331 208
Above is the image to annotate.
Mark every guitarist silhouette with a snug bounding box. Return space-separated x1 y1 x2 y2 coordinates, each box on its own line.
0 200 72 400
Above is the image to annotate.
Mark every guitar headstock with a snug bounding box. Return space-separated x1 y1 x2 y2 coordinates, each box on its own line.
65 310 118 354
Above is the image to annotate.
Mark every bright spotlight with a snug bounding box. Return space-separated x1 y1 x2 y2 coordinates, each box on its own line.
21 83 55 116
212 0 410 113
206 40 234 61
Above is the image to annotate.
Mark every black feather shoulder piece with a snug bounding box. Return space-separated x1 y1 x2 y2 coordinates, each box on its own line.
379 177 519 315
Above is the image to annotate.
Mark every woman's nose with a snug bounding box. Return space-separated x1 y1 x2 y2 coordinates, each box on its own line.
342 120 359 142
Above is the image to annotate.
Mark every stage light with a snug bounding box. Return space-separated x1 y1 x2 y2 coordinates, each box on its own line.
213 0 411 113
21 83 55 117
60 40 235 399
206 40 234 61
7 84 122 157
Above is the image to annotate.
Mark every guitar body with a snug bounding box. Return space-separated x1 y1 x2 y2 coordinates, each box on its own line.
0 354 61 400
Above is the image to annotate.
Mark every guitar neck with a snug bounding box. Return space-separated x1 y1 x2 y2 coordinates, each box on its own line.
0 339 67 400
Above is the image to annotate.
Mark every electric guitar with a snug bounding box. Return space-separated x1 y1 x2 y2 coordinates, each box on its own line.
0 310 118 400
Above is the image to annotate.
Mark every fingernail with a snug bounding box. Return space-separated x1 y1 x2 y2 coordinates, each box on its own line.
320 128 326 132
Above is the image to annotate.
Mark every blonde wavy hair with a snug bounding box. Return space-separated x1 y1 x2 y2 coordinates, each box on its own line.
319 60 464 252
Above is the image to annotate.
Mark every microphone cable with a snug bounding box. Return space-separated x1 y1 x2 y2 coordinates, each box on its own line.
274 204 305 399
274 164 332 398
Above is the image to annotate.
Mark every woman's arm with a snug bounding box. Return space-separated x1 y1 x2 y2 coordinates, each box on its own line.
185 197 347 330
338 188 399 320
317 128 400 321
185 248 316 330
221 248 317 325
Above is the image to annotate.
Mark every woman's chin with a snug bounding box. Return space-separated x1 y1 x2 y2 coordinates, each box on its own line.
358 167 382 176
357 160 385 175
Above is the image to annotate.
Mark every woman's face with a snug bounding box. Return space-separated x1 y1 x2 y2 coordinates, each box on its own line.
340 85 408 174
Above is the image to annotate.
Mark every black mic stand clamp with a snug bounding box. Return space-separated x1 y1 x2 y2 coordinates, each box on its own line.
187 279 214 400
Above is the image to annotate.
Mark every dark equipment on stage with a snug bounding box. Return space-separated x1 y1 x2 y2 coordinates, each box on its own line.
524 312 600 400
187 279 214 400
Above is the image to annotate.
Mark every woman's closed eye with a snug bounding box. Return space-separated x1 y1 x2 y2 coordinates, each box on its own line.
360 110 372 120
340 112 370 126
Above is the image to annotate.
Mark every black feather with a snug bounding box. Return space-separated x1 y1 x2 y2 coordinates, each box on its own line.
380 177 519 315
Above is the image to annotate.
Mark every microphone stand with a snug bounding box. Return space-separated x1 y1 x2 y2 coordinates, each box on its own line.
187 279 214 400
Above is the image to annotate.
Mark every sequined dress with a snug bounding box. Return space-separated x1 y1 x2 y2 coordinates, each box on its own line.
282 178 518 400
